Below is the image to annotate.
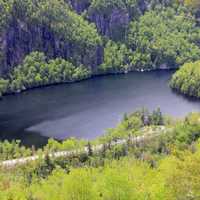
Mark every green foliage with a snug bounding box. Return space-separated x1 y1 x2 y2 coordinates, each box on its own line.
184 0 200 8
0 140 31 160
0 0 200 97
100 40 132 73
0 78 8 96
9 52 91 92
98 108 164 143
0 0 101 68
128 8 200 70
44 137 86 152
32 0 101 48
172 112 200 147
2 148 200 200
0 137 87 161
160 148 200 200
150 108 164 126
1 110 200 198
89 0 125 13
1 0 200 196
0 0 12 31
170 61 200 98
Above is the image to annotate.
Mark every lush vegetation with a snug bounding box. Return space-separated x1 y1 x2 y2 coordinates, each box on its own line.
100 41 132 73
0 51 91 95
99 6 200 72
127 7 200 70
0 0 200 95
0 108 164 160
1 0 200 198
14 151 200 200
184 0 200 8
31 0 101 53
8 52 91 93
167 1 200 98
0 79 8 96
170 61 200 98
0 52 92 95
0 0 101 72
1 109 200 199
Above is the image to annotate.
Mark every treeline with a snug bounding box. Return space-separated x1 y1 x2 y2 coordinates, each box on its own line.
0 108 165 160
1 109 200 199
10 52 91 93
170 61 200 98
0 52 91 94
168 1 200 99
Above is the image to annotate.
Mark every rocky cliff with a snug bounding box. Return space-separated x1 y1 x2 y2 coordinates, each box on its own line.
68 0 174 41
0 19 102 75
66 0 91 14
0 0 102 76
0 0 178 76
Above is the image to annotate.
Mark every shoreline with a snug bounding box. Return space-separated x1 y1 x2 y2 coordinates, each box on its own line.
2 67 177 98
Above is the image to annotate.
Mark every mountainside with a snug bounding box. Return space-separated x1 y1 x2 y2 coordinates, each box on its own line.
0 0 174 75
2 1 200 198
0 0 200 95
0 0 102 75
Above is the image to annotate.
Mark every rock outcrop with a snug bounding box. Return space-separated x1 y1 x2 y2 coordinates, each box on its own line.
0 0 176 76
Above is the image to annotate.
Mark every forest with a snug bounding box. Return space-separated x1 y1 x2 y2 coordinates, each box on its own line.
1 109 200 199
170 60 200 97
1 0 200 199
0 0 200 95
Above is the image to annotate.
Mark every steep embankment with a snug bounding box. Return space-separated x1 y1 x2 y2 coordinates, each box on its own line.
0 0 102 75
0 0 174 75
0 0 200 95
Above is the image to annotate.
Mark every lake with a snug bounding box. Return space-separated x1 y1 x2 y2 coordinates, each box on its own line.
0 70 200 147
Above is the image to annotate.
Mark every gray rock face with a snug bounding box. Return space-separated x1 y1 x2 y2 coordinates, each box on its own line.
65 0 147 40
66 0 91 14
0 0 174 75
88 7 129 41
86 0 173 40
0 18 102 75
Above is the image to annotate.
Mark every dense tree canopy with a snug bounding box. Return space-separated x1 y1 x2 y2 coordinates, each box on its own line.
170 61 200 98
128 8 200 70
0 0 102 72
0 0 12 31
100 41 132 73
184 0 200 8
0 79 8 96
0 0 199 95
1 0 200 198
8 52 91 93
1 110 200 199
32 0 101 48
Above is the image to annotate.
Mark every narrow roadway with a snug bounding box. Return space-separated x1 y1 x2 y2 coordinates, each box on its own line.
0 126 167 168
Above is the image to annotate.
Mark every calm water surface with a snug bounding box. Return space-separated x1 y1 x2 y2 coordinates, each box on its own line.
0 70 200 147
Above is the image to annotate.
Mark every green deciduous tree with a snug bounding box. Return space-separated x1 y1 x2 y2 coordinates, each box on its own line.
9 52 91 92
128 8 200 70
170 61 200 98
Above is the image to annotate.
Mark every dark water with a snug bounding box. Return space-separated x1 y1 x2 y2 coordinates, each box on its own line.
0 70 200 147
